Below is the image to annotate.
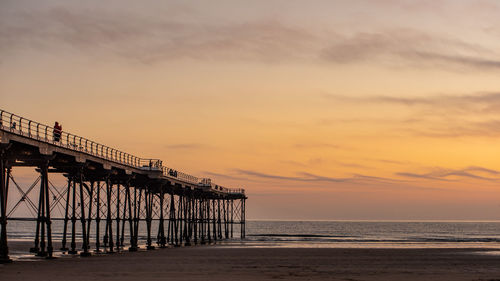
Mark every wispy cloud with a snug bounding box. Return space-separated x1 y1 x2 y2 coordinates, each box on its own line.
320 29 500 71
321 92 500 138
2 6 500 73
409 119 500 138
396 166 500 182
322 91 500 109
365 158 410 166
234 169 398 184
0 7 317 64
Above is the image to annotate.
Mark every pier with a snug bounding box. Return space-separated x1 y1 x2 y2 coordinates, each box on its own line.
0 109 247 263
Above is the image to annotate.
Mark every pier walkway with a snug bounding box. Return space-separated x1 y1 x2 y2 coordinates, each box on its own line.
0 109 246 263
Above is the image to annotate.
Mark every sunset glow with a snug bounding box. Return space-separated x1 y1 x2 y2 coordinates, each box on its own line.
3 0 500 220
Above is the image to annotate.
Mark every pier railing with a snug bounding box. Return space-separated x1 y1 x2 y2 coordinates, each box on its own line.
0 110 141 167
0 109 244 194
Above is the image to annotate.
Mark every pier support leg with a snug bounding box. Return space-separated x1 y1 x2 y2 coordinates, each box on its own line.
60 177 71 251
193 198 198 245
79 172 90 257
184 195 191 246
120 186 127 248
126 184 136 252
32 161 53 258
86 181 94 251
222 199 229 239
132 187 142 250
199 199 204 243
207 198 212 244
177 195 183 246
168 193 177 246
68 176 77 255
31 177 42 254
231 199 234 238
217 199 222 239
105 177 114 253
115 183 121 251
212 199 217 242
157 188 166 248
0 155 12 263
241 199 246 239
35 164 47 257
42 163 54 259
146 187 155 250
95 181 101 253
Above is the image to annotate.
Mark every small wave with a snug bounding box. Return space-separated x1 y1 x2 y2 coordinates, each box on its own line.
249 234 354 238
411 237 500 243
247 234 500 243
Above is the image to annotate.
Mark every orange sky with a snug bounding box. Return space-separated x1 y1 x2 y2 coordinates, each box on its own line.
2 0 500 220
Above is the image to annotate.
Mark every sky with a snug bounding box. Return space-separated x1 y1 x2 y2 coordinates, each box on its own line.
2 0 500 220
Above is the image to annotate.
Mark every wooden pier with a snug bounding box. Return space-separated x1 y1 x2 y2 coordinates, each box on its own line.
0 109 246 263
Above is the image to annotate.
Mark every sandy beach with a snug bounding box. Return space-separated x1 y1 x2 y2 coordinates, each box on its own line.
2 244 500 281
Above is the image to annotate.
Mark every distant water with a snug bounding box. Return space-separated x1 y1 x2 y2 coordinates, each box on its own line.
244 220 500 249
6 220 500 254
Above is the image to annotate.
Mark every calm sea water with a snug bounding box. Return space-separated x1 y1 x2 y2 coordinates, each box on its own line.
244 220 500 249
6 220 500 258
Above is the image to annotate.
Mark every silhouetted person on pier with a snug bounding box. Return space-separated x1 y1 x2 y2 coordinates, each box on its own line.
53 121 62 142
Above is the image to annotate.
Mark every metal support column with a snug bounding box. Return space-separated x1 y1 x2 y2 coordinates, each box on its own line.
115 183 121 251
146 187 155 250
105 176 114 253
68 175 77 254
126 183 136 252
86 181 94 250
133 187 142 250
207 197 212 244
94 181 101 253
157 187 166 248
60 177 71 251
212 199 217 242
79 171 90 257
241 199 246 239
35 163 47 257
0 153 11 263
231 199 234 238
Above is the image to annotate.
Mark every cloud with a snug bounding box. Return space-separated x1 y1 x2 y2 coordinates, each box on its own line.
322 91 500 109
2 5 500 73
320 29 500 71
396 119 500 138
321 92 500 138
366 158 409 165
0 7 317 64
234 169 398 184
280 158 371 170
466 166 500 175
335 162 372 169
396 166 500 182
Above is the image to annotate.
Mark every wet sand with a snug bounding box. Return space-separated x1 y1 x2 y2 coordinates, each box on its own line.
2 244 500 281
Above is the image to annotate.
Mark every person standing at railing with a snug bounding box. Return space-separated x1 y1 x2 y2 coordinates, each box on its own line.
53 121 62 142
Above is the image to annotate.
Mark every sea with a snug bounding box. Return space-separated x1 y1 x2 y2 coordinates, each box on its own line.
243 220 500 249
6 220 500 258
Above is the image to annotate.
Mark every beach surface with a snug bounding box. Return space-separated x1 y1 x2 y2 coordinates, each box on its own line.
2 244 500 281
